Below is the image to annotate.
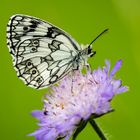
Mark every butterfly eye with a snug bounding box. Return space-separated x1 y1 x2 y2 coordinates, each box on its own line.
87 46 92 54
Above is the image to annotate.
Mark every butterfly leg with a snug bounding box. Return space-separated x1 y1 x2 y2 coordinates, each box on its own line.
83 62 92 80
85 63 91 72
83 59 92 75
69 70 76 94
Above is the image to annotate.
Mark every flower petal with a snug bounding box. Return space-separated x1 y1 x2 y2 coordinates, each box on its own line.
110 60 122 77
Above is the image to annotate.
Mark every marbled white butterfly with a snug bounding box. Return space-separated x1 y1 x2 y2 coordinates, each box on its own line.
7 14 108 89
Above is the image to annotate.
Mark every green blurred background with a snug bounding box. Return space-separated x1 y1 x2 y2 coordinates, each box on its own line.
0 0 139 139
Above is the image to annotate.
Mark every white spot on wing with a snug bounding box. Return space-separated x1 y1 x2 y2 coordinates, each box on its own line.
51 50 72 61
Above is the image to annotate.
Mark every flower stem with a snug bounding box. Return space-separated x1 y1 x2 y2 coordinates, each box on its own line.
89 119 107 140
72 119 88 140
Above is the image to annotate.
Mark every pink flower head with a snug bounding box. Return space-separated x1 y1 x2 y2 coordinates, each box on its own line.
29 60 128 140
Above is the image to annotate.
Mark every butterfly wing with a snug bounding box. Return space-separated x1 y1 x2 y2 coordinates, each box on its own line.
7 14 81 89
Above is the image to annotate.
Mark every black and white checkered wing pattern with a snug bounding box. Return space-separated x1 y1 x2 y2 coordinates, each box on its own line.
7 15 81 89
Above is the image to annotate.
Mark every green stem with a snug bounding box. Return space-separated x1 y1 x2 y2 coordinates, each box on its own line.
89 119 107 140
72 119 88 140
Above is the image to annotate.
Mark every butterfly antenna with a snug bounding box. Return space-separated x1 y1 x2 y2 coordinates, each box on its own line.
88 28 109 47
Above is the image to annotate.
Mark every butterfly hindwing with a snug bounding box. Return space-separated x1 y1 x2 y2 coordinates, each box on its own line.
7 15 81 89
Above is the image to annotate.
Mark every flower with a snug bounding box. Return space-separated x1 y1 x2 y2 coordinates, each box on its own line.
29 60 128 140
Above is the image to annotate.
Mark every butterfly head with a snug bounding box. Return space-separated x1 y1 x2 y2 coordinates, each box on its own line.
87 45 96 57
86 28 108 57
81 45 96 58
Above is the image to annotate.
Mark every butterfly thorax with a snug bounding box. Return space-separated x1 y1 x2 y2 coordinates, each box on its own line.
72 45 96 70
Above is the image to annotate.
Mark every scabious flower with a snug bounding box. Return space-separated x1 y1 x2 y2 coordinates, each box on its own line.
29 60 128 140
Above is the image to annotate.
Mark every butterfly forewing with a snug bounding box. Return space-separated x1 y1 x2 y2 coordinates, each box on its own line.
7 15 82 89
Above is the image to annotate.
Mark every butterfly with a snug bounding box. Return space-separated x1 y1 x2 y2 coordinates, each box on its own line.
7 14 108 89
